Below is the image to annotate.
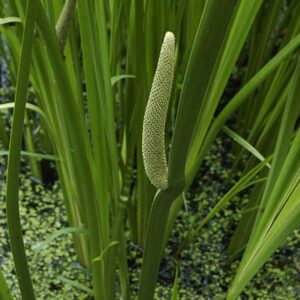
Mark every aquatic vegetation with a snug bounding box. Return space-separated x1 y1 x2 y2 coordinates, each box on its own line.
1 0 300 299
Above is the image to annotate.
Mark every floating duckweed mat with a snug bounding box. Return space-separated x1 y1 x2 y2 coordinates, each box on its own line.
0 159 91 299
0 137 300 299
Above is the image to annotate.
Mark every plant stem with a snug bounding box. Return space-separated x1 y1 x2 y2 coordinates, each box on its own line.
6 0 37 299
138 189 180 300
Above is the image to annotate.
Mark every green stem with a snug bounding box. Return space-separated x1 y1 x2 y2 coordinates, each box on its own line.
24 112 42 179
6 0 37 299
138 188 181 300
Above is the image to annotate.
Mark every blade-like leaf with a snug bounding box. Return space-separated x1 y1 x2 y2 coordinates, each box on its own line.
171 265 180 300
111 74 135 86
5 0 37 298
58 276 93 295
227 55 300 300
33 226 88 251
0 150 59 161
222 126 271 168
0 17 21 25
0 270 13 300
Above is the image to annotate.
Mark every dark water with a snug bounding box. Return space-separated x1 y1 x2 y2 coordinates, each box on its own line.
0 38 9 91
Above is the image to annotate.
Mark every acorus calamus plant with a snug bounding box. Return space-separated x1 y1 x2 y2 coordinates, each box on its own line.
2 0 300 299
139 30 176 300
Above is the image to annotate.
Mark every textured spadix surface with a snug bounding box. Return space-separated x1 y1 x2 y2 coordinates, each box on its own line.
142 32 175 189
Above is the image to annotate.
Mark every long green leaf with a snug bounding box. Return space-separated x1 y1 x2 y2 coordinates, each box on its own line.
188 33 300 183
0 17 21 25
185 0 263 183
0 150 58 161
111 74 135 86
138 2 239 300
169 0 239 187
0 102 45 119
171 265 180 300
5 0 37 299
58 276 93 295
178 158 269 255
222 126 271 168
0 270 13 300
33 226 88 251
227 55 300 300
